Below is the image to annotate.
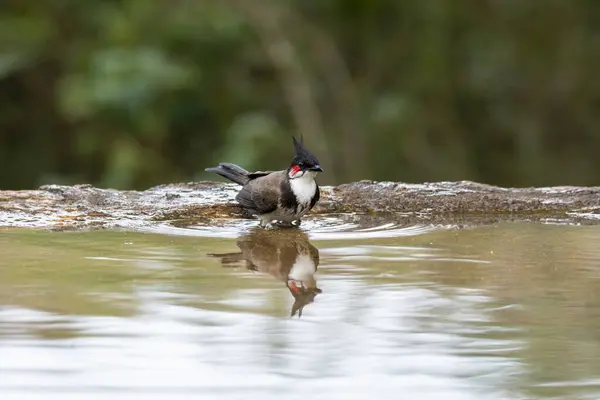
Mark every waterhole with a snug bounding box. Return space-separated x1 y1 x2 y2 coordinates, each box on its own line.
1 214 600 399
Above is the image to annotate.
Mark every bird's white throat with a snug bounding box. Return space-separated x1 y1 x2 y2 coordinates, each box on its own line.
289 171 317 205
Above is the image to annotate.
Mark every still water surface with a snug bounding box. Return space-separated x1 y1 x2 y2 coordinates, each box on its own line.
1 219 600 399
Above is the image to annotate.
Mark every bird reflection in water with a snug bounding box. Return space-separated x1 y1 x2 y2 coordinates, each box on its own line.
209 228 322 317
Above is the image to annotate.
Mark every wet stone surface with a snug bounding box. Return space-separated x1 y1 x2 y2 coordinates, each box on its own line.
1 180 600 229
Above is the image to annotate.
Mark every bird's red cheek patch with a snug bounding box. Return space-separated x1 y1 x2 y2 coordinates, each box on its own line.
290 165 301 177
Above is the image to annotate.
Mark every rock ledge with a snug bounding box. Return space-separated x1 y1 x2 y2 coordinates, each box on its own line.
1 180 600 229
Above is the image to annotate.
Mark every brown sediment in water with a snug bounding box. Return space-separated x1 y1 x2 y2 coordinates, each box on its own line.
1 180 600 230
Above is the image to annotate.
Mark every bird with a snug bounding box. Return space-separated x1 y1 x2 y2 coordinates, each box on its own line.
209 228 322 317
205 136 323 228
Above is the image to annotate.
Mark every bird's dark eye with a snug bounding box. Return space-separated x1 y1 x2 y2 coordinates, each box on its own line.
298 162 305 167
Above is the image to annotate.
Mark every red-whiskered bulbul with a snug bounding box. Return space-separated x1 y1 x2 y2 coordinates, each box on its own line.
205 136 323 228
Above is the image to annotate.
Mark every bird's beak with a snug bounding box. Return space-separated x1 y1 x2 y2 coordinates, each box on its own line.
309 165 323 172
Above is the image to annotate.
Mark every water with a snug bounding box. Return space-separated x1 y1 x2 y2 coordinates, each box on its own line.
1 219 600 399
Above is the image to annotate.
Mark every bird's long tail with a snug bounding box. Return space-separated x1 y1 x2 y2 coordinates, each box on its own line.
204 163 250 185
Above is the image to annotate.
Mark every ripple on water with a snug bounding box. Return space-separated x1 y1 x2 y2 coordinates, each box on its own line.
141 213 455 241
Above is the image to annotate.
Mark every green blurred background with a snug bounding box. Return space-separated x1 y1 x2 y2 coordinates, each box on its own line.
1 0 599 190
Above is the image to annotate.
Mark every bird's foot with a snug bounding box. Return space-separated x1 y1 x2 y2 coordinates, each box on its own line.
262 220 282 229
277 219 302 229
260 219 302 229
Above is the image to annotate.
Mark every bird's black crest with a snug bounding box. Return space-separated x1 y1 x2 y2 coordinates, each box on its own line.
292 135 319 165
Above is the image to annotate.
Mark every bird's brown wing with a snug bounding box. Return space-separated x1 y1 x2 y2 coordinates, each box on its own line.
235 171 285 214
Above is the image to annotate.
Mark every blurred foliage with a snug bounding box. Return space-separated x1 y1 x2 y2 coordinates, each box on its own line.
0 0 599 189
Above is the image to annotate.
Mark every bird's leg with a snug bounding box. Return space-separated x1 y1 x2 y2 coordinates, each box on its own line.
261 220 276 229
275 219 302 229
259 218 301 229
258 216 271 229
